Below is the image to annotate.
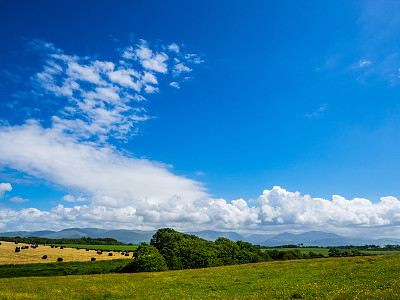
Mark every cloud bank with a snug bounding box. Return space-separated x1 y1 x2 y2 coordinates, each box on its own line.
1 186 400 238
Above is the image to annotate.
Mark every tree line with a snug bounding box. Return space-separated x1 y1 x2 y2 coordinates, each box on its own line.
0 236 124 245
123 228 335 273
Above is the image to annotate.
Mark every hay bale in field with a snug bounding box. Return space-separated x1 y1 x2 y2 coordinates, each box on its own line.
108 253 113 256
57 257 63 262
91 257 96 261
42 255 47 259
86 248 89 251
15 241 18 244
125 253 130 256
51 245 54 248
15 247 20 252
97 251 102 255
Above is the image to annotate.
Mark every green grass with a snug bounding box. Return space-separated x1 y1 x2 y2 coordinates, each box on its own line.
362 250 400 255
264 247 400 256
53 244 138 251
0 255 399 299
0 259 130 279
263 247 329 256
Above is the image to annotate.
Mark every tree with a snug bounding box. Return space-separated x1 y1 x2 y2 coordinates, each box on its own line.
328 247 342 257
123 242 168 273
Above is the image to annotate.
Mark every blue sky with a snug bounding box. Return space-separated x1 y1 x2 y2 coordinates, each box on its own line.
1 0 400 237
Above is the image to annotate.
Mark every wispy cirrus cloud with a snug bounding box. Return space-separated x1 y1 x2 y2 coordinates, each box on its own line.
350 0 400 83
305 104 326 119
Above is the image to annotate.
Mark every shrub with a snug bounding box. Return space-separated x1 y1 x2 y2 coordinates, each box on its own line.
123 243 168 273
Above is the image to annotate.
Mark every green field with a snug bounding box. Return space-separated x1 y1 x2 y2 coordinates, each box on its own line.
53 244 138 251
0 254 399 299
263 247 329 256
264 247 400 256
0 259 129 278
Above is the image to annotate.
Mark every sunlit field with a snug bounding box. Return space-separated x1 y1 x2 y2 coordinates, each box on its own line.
0 241 132 265
0 254 399 299
266 247 400 256
53 244 138 251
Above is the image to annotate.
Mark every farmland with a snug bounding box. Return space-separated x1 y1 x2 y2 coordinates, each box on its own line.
0 241 132 265
53 244 138 252
266 247 400 256
0 254 399 299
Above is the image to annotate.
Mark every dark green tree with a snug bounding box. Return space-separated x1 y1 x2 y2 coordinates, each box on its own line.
123 242 168 273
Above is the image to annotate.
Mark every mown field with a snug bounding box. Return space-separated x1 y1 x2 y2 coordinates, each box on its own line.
0 241 132 265
0 254 399 299
53 244 138 251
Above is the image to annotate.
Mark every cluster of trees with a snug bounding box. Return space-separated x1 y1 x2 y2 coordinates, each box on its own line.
328 247 365 257
0 236 124 245
124 228 319 273
336 244 400 251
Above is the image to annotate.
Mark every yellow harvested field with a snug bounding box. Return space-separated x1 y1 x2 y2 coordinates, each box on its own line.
0 241 132 265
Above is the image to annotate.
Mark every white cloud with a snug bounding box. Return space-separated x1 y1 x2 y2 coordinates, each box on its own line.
168 43 180 53
358 59 372 67
141 72 158 85
305 104 326 118
173 63 192 76
0 122 207 210
62 194 87 202
170 82 180 89
144 85 159 94
133 43 169 74
1 181 400 237
185 54 204 64
9 196 29 203
27 38 203 143
0 183 12 198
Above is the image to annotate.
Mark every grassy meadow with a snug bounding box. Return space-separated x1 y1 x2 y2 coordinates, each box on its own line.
264 247 400 256
0 241 132 265
0 254 399 299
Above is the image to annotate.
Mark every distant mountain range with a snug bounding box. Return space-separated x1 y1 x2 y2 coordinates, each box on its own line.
1 228 399 246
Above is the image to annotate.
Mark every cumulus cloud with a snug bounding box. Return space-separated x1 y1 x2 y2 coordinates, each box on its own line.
170 82 180 89
168 43 180 53
62 194 87 203
173 63 192 76
1 185 400 237
0 183 12 198
27 38 203 142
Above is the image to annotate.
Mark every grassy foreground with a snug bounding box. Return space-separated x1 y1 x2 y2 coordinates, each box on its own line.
0 255 399 299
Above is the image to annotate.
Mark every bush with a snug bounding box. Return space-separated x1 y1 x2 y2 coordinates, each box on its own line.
123 243 168 273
